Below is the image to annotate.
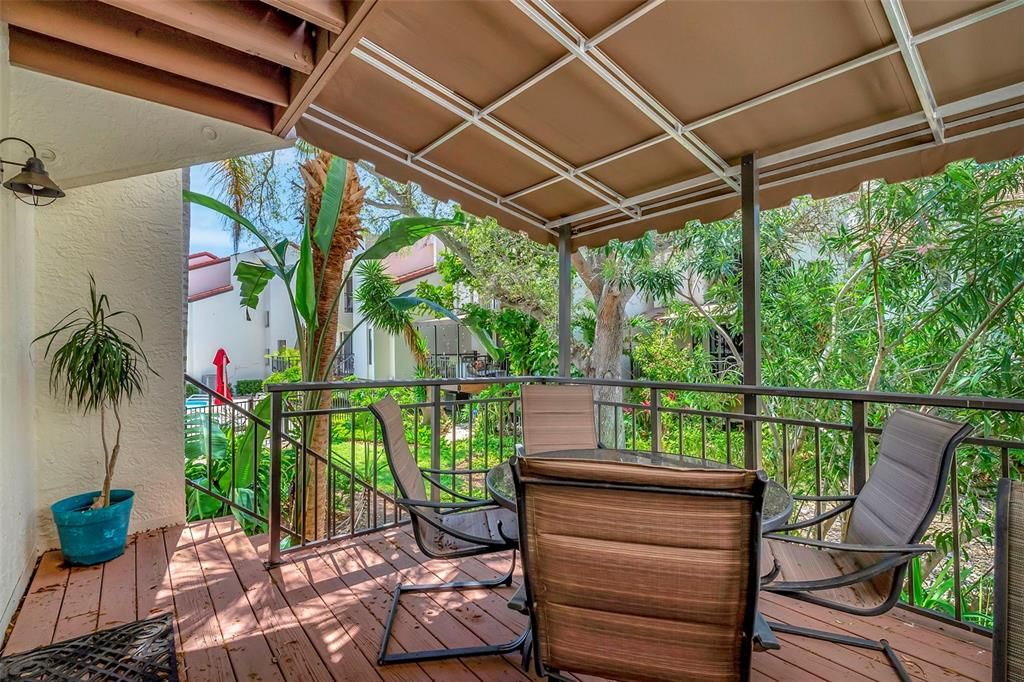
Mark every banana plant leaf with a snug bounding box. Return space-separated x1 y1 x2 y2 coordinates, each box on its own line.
313 157 348 256
186 478 223 518
353 214 465 271
295 212 317 328
219 394 272 492
184 411 228 462
235 261 275 318
183 191 282 265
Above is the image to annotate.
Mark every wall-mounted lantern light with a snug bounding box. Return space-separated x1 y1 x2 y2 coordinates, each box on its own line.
0 137 65 207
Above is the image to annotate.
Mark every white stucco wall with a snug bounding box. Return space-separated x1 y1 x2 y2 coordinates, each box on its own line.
32 170 187 548
0 54 288 582
0 25 38 636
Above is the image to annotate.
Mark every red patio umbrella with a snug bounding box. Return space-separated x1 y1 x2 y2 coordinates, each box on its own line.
212 348 232 405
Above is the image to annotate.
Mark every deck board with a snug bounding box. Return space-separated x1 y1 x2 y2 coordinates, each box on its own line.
52 562 102 642
2 519 993 682
97 537 137 630
212 518 334 682
189 521 284 682
3 552 70 655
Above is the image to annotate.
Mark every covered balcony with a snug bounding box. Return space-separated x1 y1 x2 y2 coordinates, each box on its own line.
2 0 1023 680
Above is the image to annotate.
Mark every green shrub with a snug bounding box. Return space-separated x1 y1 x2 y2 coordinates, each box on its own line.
234 379 264 396
185 382 199 397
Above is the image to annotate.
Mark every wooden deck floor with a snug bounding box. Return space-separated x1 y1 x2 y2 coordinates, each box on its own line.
3 518 992 681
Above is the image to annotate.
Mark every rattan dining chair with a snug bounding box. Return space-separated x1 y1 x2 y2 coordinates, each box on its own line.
762 408 972 681
993 477 1023 682
511 455 767 681
368 396 528 665
518 383 600 456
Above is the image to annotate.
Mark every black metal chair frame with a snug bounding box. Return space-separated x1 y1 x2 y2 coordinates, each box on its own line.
509 456 768 682
993 477 1014 682
762 413 972 682
367 400 528 666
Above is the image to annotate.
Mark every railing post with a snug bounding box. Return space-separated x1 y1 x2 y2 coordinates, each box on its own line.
741 152 762 470
650 388 662 453
267 390 283 567
430 385 442 502
558 225 572 377
851 399 868 493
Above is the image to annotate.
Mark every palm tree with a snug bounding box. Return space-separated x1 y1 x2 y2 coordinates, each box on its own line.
187 153 473 542
209 157 254 252
299 152 365 531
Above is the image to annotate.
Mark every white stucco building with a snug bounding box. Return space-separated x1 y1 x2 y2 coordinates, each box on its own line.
186 246 301 387
352 234 496 381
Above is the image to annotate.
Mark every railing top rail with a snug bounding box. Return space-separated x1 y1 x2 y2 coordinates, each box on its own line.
267 375 1024 413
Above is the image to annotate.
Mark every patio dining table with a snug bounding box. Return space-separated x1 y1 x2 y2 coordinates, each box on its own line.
485 447 795 651
486 447 794 532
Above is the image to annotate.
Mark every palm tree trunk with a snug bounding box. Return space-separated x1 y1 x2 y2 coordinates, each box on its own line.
302 156 364 539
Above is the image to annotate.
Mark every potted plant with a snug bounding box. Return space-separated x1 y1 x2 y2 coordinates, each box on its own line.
33 275 156 565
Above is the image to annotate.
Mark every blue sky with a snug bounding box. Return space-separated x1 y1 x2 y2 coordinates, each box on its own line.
187 163 236 256
187 148 300 256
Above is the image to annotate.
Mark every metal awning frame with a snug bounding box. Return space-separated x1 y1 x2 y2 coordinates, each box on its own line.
301 0 1024 245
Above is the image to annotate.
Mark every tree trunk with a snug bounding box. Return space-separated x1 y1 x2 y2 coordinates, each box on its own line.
590 286 627 447
302 156 365 540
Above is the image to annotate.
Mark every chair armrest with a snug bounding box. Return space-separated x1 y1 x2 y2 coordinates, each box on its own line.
763 551 923 593
792 494 858 502
395 498 496 511
764 533 934 555
421 476 479 503
398 502 513 550
421 467 491 475
773 501 853 532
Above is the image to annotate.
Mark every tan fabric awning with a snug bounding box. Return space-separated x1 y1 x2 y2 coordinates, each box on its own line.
296 0 1024 248
6 0 1024 248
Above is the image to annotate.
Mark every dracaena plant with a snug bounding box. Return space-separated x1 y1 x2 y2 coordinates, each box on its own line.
33 275 157 508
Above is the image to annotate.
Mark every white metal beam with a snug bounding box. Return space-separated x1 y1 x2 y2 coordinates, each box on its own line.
352 39 640 220
303 106 554 233
577 113 1024 244
412 0 662 160
511 0 741 192
551 78 1024 231
517 0 1022 206
881 0 944 143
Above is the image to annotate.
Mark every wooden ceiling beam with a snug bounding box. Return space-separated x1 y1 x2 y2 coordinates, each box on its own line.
2 1 290 106
8 28 275 132
100 0 315 74
261 0 347 33
272 0 380 136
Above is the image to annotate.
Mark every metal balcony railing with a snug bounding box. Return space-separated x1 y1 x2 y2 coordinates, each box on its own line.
183 374 1024 632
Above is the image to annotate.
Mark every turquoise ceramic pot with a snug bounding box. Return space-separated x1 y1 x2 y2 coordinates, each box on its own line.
50 489 134 566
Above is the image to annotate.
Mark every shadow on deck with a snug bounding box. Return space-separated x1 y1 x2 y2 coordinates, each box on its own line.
2 518 992 681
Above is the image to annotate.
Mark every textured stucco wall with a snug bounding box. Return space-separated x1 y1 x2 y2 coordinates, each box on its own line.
32 171 187 548
0 24 38 636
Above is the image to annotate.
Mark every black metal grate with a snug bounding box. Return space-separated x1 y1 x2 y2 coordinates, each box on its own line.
0 613 177 681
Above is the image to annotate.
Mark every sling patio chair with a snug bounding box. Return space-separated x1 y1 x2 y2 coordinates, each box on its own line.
518 383 600 456
993 477 1023 681
368 396 528 665
761 408 972 681
511 454 768 681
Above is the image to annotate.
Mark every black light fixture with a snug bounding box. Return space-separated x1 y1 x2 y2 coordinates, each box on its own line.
0 136 65 207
